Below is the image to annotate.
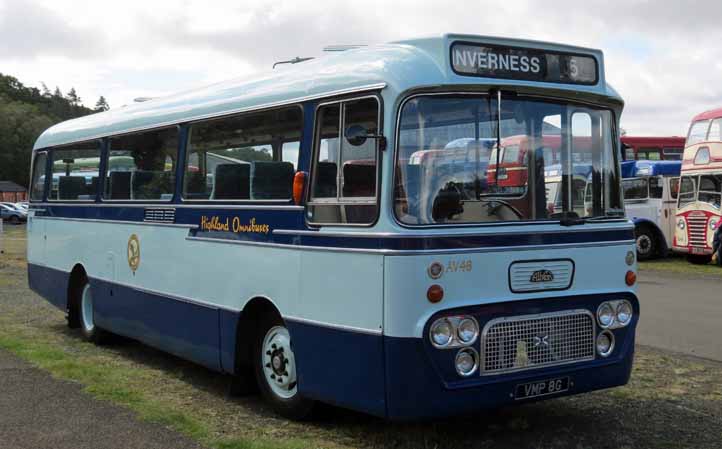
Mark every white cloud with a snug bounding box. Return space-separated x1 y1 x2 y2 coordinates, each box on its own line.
2 0 722 135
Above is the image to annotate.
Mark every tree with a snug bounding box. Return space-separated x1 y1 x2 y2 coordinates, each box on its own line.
94 96 110 112
53 86 62 98
41 83 51 97
66 87 80 106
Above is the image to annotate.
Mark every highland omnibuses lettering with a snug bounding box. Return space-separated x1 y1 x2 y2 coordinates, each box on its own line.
453 47 542 74
200 216 270 234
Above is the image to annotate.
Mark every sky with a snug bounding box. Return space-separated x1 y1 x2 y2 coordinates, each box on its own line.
1 0 722 136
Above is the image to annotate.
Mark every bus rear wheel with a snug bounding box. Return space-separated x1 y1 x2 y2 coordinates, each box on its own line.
253 314 313 420
687 254 712 265
74 279 108 344
635 226 656 261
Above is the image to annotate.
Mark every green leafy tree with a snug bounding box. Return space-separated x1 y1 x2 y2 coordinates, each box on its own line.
66 87 80 106
94 96 110 112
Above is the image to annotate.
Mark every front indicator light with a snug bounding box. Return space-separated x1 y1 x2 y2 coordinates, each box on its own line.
430 319 453 347
427 284 444 303
625 271 637 286
596 331 615 357
455 348 479 377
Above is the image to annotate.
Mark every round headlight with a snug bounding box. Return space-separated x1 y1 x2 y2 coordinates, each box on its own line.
677 218 686 230
616 301 633 326
457 318 479 344
710 220 718 231
597 302 615 328
455 348 478 377
430 319 453 347
596 331 615 357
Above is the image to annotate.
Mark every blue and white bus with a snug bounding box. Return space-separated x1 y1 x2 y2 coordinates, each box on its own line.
26 34 638 420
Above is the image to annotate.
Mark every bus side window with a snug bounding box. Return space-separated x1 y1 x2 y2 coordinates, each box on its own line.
30 152 48 201
50 141 102 201
105 128 178 201
670 177 680 199
708 118 722 142
649 177 663 198
308 97 380 225
183 107 302 201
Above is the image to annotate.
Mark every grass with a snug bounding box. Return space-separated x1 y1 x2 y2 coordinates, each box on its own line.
2 225 722 448
639 254 722 277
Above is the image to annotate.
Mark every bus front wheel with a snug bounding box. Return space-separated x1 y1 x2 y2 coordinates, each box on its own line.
635 226 657 261
253 314 313 420
687 254 712 265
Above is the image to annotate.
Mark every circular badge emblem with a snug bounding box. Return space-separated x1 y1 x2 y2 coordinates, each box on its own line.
427 261 444 280
127 234 140 273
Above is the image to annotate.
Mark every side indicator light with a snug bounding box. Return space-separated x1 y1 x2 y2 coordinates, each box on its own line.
427 284 444 303
625 271 637 286
292 171 307 205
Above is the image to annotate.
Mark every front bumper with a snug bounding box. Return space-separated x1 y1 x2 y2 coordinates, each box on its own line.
383 293 638 420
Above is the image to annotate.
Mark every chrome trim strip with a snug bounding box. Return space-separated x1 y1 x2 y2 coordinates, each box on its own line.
34 83 387 149
283 315 382 336
31 202 304 211
187 234 634 255
34 215 197 229
479 309 596 376
273 225 633 239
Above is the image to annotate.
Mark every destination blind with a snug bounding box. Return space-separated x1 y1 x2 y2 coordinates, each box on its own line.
451 42 598 85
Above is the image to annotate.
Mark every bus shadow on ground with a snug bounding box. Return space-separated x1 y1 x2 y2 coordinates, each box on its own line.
50 324 722 449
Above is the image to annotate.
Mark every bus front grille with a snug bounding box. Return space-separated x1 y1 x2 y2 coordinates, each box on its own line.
481 310 595 375
687 216 708 247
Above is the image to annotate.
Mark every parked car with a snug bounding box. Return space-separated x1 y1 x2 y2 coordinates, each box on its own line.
0 203 27 224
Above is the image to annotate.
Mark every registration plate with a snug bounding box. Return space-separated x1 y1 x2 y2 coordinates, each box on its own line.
691 247 707 255
514 377 570 400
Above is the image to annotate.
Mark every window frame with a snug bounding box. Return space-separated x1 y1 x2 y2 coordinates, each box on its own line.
622 177 650 201
102 126 181 203
29 150 49 203
47 139 104 203
180 105 305 204
306 93 383 227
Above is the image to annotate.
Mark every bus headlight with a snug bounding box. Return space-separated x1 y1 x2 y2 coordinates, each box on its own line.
710 219 718 231
597 302 615 328
615 301 633 326
457 318 479 345
455 348 479 377
430 319 453 347
677 218 686 230
596 331 615 357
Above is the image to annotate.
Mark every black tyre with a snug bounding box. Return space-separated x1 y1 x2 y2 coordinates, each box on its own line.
635 226 656 261
9 215 20 224
687 254 712 265
253 313 313 420
72 277 108 344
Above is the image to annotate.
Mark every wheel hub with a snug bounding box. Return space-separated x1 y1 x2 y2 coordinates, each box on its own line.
261 326 297 399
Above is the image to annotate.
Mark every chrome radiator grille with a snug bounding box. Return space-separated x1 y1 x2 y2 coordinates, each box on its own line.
481 310 595 375
687 215 708 247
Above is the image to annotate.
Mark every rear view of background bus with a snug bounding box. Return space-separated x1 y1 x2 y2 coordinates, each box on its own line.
673 109 722 264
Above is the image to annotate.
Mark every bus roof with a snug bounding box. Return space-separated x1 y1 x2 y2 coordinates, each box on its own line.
33 34 621 151
621 160 681 178
691 108 722 122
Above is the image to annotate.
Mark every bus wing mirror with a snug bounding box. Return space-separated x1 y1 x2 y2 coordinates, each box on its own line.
345 125 387 151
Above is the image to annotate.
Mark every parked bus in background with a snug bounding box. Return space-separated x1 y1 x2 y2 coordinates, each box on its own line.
620 136 685 161
26 34 638 420
674 108 722 264
545 163 592 217
620 160 681 260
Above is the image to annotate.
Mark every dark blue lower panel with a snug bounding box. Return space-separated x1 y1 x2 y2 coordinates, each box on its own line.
384 335 634 421
28 263 69 312
90 277 222 371
287 320 387 417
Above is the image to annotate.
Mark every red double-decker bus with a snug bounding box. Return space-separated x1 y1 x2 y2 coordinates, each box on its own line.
621 136 685 161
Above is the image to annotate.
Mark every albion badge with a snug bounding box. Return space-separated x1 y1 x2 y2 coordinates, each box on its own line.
127 234 140 273
530 269 554 283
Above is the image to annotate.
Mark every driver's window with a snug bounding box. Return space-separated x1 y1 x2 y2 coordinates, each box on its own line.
308 97 380 225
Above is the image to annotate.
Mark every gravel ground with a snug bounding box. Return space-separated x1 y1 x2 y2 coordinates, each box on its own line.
1 225 722 449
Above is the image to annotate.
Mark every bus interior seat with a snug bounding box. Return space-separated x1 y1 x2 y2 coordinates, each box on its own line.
212 164 250 200
132 171 173 200
251 161 294 200
313 162 338 198
108 171 132 199
185 171 208 199
58 176 87 200
342 164 376 197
